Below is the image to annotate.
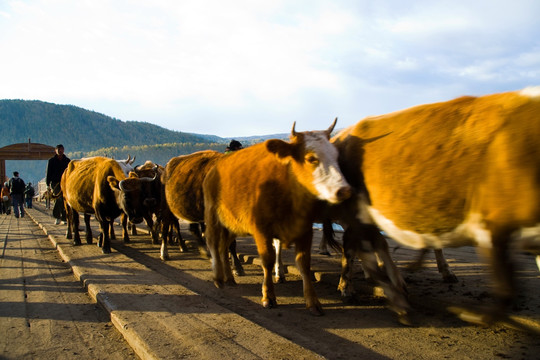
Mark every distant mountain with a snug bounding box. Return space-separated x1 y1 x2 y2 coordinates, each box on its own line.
0 99 223 152
0 99 290 184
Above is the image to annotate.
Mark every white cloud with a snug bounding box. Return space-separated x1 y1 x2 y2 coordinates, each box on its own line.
0 0 539 137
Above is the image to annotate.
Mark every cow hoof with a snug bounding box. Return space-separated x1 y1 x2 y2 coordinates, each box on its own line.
73 240 82 246
179 245 188 253
397 313 414 327
160 255 169 261
225 278 238 286
308 305 324 316
262 298 277 309
102 247 111 254
443 273 459 283
124 238 131 244
274 276 286 283
233 268 245 277
66 234 72 240
86 239 93 245
214 280 224 289
319 250 331 256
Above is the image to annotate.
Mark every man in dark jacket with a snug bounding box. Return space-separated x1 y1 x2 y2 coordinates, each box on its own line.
46 144 70 224
8 171 26 218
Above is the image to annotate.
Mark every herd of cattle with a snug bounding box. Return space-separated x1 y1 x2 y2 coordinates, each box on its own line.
56 87 540 325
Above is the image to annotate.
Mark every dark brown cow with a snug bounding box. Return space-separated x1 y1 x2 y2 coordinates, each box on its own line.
162 151 245 274
203 120 352 315
331 87 540 323
61 156 154 253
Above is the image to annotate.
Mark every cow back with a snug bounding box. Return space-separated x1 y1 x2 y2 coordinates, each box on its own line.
332 89 540 238
164 150 224 222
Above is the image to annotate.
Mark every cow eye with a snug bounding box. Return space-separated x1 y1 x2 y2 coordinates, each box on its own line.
305 154 319 165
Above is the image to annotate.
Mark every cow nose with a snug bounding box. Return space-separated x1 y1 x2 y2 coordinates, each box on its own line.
336 185 353 202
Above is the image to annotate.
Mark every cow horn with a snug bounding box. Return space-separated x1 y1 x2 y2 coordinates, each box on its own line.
119 179 127 191
140 173 158 182
291 121 297 137
126 154 131 163
130 156 136 165
327 117 338 135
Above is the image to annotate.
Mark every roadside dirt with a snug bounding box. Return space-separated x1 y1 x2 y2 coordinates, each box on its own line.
4 202 540 359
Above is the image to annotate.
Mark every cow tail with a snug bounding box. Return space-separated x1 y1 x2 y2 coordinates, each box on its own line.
323 220 343 253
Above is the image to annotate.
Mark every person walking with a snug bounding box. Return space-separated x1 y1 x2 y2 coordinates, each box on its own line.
8 171 25 218
24 182 35 209
46 144 70 224
1 182 11 215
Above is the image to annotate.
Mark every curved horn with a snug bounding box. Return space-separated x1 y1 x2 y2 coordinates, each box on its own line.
291 121 297 137
130 156 136 165
126 154 131 163
327 117 338 135
119 179 127 191
140 173 158 182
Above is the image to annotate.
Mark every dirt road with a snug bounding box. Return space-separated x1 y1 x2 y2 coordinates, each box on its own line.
0 211 137 359
2 202 540 359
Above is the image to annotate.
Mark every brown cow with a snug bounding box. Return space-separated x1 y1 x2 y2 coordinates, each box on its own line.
331 87 540 323
203 120 352 315
162 151 245 274
61 156 155 253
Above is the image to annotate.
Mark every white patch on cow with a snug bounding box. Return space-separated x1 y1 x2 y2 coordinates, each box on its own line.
367 207 493 250
305 132 350 203
517 225 540 254
519 86 540 98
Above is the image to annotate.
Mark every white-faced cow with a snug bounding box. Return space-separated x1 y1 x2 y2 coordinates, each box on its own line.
331 87 540 322
203 120 352 315
61 156 155 253
162 150 245 274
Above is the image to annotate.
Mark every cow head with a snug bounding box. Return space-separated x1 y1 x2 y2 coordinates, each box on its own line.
107 173 156 224
266 118 352 204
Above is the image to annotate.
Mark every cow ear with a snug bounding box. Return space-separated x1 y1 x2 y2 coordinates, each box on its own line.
266 139 294 163
107 176 120 190
128 171 139 178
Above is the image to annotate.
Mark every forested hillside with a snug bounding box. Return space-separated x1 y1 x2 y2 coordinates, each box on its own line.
0 99 222 151
0 99 287 184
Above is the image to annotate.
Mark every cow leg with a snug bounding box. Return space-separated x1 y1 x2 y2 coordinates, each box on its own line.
173 219 188 251
337 227 356 300
144 214 159 245
319 219 334 255
229 240 245 276
121 213 130 243
253 233 278 309
71 209 82 246
84 214 92 244
434 249 458 283
99 220 112 254
273 238 286 283
294 231 323 316
190 222 209 258
205 216 236 288
339 223 410 324
406 248 429 272
130 223 137 236
160 232 169 261
65 204 73 240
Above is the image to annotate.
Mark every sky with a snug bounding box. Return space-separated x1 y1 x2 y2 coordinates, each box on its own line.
1 0 539 138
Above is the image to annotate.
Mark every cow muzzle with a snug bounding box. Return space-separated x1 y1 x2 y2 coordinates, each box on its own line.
334 185 353 203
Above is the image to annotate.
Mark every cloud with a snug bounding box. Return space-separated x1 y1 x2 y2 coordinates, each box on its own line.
0 0 539 136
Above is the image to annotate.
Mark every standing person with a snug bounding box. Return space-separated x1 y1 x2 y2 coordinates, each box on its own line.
8 171 25 218
224 140 243 154
1 182 11 215
24 182 35 209
46 144 70 224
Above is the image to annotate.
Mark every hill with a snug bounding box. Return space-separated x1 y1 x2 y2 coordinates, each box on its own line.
0 99 221 151
0 99 288 184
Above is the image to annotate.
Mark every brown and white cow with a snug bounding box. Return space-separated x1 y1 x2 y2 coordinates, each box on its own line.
61 156 155 253
331 87 540 322
203 120 353 315
162 150 245 274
